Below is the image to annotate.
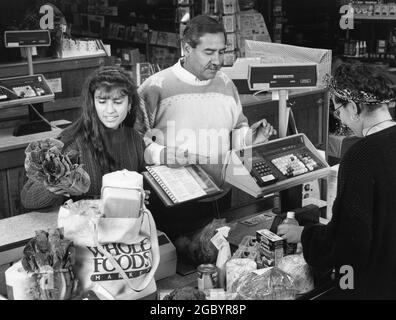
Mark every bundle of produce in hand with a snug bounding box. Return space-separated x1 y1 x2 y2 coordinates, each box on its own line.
22 228 78 300
24 138 90 196
175 219 232 265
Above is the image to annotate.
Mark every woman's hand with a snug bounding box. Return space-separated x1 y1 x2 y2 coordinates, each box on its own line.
277 224 304 244
47 186 71 197
46 185 83 197
144 190 151 206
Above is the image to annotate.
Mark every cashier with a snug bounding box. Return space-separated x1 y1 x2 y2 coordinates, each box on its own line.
277 62 396 299
136 15 276 240
21 66 147 210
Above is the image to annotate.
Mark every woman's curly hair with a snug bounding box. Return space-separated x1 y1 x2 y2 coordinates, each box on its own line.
332 62 396 112
60 66 140 174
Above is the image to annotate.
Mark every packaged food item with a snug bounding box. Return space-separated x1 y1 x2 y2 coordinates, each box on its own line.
282 211 298 255
278 254 314 294
232 267 296 300
226 258 257 292
256 229 284 267
215 241 231 289
197 264 218 291
101 170 144 218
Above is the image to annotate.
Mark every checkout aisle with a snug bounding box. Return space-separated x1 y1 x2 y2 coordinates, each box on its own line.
0 65 332 300
0 194 334 300
0 9 333 300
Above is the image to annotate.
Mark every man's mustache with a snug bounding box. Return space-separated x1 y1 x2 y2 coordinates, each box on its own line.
207 64 221 70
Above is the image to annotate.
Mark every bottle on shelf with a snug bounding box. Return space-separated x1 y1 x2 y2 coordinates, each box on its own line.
283 211 298 255
360 41 365 57
363 41 368 57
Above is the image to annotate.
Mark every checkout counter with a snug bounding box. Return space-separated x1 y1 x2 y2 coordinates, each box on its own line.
0 196 333 300
0 48 332 299
0 87 333 299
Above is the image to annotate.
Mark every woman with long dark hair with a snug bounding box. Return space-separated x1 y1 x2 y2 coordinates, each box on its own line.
21 66 146 210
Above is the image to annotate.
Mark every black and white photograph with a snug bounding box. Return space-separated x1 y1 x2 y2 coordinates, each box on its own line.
1 0 396 311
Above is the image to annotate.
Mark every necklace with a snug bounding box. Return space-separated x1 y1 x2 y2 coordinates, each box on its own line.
364 119 395 137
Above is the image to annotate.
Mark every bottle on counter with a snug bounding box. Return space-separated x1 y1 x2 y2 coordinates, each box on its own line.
283 211 298 255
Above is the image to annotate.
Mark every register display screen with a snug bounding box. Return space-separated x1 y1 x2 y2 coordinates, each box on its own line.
4 30 51 48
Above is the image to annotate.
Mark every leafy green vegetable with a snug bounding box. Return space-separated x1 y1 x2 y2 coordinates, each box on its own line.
21 228 78 300
24 138 90 195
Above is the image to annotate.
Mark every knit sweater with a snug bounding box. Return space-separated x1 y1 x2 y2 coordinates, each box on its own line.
136 59 250 188
21 126 145 210
301 125 396 299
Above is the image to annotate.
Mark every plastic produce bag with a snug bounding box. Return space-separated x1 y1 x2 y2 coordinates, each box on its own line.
278 253 314 294
232 267 297 300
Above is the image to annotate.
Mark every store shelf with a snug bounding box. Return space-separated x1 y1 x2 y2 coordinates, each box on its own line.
103 37 179 49
355 14 396 21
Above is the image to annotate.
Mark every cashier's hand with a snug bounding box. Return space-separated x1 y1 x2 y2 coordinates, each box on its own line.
247 119 277 145
160 147 210 168
277 224 304 244
144 190 151 206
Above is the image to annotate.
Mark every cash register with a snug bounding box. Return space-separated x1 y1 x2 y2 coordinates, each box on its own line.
1 30 55 136
225 133 330 198
0 74 54 107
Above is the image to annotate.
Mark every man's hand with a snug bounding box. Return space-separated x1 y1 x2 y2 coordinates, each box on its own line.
144 190 151 206
160 147 209 168
277 223 304 244
250 119 277 145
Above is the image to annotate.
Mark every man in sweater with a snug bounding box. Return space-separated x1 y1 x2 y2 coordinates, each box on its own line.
137 15 276 239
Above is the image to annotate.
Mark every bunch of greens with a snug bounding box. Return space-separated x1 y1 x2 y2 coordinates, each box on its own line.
22 228 78 300
24 138 90 196
175 219 231 264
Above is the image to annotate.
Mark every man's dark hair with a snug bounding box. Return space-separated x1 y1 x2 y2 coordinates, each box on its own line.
182 15 226 48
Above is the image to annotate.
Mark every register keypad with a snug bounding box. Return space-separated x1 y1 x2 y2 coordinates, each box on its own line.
252 161 277 183
271 153 319 177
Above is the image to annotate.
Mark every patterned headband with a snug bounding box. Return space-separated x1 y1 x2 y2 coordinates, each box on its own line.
324 74 395 105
